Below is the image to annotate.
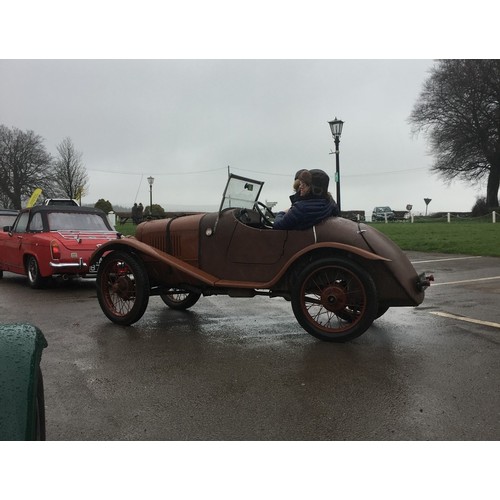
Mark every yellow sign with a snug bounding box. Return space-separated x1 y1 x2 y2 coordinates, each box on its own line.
27 188 42 207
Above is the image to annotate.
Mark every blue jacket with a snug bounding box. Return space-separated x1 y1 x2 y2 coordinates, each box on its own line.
273 197 339 230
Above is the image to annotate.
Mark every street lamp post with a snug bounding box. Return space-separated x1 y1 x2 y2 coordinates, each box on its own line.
147 176 154 216
328 117 344 212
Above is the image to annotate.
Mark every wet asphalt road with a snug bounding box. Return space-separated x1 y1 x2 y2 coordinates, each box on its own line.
1 251 499 440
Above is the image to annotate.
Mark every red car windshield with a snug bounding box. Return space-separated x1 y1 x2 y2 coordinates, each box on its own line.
47 212 110 231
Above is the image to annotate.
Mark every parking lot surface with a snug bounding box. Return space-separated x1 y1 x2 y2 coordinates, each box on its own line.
1 251 499 440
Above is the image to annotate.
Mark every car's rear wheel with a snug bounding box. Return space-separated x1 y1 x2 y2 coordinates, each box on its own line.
27 256 48 289
160 288 201 310
291 257 378 342
96 251 150 325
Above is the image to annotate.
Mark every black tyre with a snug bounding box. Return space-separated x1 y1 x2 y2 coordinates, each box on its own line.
291 257 378 342
27 255 47 289
96 251 150 325
375 305 390 319
160 288 201 310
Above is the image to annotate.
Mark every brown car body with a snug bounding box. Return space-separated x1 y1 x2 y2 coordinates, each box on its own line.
91 175 431 342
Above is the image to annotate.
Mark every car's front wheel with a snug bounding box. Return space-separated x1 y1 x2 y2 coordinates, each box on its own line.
96 251 150 325
291 257 378 342
27 256 48 289
160 288 201 310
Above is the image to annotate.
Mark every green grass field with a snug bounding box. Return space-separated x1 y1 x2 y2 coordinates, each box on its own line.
370 222 500 257
115 220 500 258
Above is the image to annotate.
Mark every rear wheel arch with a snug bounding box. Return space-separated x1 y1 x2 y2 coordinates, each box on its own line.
286 248 371 284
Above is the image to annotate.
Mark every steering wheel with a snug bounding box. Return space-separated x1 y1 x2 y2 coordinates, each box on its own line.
253 201 275 228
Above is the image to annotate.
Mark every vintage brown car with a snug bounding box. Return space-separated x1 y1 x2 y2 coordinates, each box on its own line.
90 174 432 342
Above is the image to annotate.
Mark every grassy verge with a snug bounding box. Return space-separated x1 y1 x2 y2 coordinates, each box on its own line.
116 221 136 236
116 220 500 258
370 222 500 257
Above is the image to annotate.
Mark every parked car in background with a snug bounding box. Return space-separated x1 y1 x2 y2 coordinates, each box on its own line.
0 323 47 440
43 198 79 206
0 205 119 288
0 208 19 228
90 174 432 343
372 206 395 221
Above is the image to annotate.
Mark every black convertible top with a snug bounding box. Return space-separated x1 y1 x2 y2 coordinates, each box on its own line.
20 205 107 216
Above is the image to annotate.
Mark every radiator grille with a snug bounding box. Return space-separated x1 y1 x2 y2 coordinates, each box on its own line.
144 233 167 252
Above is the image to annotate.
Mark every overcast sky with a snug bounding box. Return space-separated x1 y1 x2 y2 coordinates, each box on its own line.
1 0 495 217
0 59 486 215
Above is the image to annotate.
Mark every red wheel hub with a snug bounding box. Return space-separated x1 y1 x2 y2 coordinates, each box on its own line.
321 284 348 312
112 275 134 300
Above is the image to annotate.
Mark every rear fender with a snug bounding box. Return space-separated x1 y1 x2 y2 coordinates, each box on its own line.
270 242 390 287
289 242 390 264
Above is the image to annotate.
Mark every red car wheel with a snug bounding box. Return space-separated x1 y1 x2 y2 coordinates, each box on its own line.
27 255 48 289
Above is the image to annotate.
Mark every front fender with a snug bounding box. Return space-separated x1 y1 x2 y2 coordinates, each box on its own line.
90 238 220 286
90 237 156 266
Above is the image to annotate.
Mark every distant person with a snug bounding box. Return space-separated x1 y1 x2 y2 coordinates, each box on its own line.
137 203 144 222
132 203 139 224
273 169 339 230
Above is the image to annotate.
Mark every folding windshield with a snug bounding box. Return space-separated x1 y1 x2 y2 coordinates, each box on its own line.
219 174 264 212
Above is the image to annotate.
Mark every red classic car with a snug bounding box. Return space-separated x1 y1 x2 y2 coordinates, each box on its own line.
90 174 432 342
0 205 119 288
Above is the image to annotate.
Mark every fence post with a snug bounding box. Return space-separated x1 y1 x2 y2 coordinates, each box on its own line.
493 211 497 223
108 211 116 227
447 212 451 223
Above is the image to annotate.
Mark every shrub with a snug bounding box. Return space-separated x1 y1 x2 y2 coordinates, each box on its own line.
95 198 113 213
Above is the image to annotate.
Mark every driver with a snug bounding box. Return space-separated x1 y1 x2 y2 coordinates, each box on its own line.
273 169 339 230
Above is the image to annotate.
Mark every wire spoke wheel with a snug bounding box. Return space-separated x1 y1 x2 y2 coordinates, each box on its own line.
292 257 378 342
160 288 201 310
96 251 149 325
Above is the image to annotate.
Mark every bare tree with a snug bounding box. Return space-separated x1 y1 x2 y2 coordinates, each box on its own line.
0 125 54 209
53 137 89 202
409 59 500 208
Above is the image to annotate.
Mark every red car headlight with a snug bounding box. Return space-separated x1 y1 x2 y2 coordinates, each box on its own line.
50 240 61 260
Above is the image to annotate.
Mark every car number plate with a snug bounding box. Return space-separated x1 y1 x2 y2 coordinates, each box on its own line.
89 259 101 273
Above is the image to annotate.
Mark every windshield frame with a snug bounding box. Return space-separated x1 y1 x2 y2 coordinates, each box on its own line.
218 174 264 213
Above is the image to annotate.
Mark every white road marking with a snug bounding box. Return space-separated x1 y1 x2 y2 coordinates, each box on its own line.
430 311 500 330
430 276 500 286
411 256 482 264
